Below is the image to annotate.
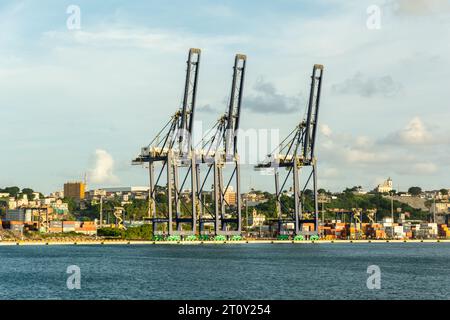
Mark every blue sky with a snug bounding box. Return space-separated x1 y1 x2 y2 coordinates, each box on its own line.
1 0 449 194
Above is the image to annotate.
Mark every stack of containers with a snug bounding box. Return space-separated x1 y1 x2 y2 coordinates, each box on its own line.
320 225 336 239
62 221 76 233
302 223 315 232
438 224 450 238
365 224 380 238
394 225 405 238
320 225 332 235
403 223 412 239
49 220 63 233
385 226 396 238
335 222 346 239
9 221 24 233
375 229 386 239
428 223 438 236
361 223 370 238
75 221 97 235
415 223 438 238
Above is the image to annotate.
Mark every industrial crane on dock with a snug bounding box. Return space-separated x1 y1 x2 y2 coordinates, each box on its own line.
132 48 201 237
366 209 377 224
196 54 246 237
255 64 324 237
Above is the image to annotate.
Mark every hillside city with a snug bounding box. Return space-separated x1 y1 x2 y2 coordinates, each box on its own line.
0 177 449 241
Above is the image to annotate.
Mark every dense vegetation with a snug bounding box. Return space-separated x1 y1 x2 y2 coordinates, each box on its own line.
97 224 152 240
0 186 43 199
254 189 430 221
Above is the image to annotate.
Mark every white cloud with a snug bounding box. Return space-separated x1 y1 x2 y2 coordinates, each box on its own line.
88 149 119 184
320 124 332 137
392 0 450 15
332 73 402 98
316 117 448 191
198 104 218 114
384 117 432 145
43 28 247 53
355 136 370 148
322 167 340 178
244 77 301 114
396 162 438 176
344 149 390 164
201 4 234 17
412 162 438 175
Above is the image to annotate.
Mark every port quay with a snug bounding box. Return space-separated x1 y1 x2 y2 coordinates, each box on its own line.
1 239 450 246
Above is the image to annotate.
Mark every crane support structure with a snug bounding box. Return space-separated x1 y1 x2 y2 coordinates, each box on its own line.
196 54 246 236
132 48 201 237
255 64 324 237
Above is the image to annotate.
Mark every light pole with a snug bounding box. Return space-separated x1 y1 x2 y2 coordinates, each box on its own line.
391 192 394 239
433 195 436 224
318 193 326 239
246 198 249 233
99 195 103 228
259 221 262 238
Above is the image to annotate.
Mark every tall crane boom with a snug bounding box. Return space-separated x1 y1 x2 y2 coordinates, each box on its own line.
225 54 246 158
196 53 247 237
179 48 201 155
254 64 324 237
132 48 202 238
303 64 323 163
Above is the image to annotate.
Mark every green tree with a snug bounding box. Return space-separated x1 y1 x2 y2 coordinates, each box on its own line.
63 197 78 213
0 186 20 197
124 199 149 220
22 188 34 199
97 227 124 237
0 199 7 216
408 187 422 196
303 189 313 197
440 189 448 196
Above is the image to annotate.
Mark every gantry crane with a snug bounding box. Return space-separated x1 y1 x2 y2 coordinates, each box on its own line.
352 208 362 225
196 54 246 236
255 65 324 237
113 207 126 229
365 209 377 224
132 48 201 237
351 208 363 239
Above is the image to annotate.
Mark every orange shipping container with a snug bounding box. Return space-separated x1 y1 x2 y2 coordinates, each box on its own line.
10 221 25 225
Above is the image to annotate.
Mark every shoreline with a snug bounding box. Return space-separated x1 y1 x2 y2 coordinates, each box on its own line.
1 239 450 246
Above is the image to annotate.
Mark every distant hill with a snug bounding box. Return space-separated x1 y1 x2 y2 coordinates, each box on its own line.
384 195 428 211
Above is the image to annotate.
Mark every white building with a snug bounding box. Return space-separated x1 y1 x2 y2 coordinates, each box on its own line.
376 177 393 193
12 194 29 208
103 186 149 193
8 197 17 209
50 191 64 199
430 202 450 214
249 209 266 228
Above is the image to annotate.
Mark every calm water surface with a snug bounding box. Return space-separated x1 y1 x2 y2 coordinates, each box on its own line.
1 243 449 300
